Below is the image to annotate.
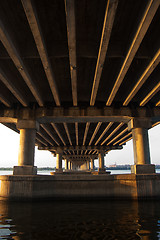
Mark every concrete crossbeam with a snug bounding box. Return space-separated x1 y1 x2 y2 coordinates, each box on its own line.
38 145 123 151
1 107 160 124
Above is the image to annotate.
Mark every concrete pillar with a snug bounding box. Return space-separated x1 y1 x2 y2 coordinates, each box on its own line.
56 152 63 173
90 158 94 170
80 162 87 170
65 159 68 170
98 152 105 173
87 160 90 170
68 161 71 170
132 128 150 165
18 129 36 166
13 120 39 175
128 118 155 174
70 162 73 170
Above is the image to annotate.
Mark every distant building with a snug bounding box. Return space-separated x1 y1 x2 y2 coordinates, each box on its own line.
109 162 117 168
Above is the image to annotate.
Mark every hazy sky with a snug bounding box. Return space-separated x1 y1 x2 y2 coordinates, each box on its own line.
0 123 160 167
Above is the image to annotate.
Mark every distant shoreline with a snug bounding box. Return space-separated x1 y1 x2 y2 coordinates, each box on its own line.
0 165 160 171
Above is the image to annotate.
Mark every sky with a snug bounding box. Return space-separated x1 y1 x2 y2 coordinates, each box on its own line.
0 123 160 168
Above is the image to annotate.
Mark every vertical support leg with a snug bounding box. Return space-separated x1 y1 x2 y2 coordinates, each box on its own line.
128 118 155 174
56 152 63 173
90 158 94 170
65 159 68 170
13 120 39 175
98 152 105 173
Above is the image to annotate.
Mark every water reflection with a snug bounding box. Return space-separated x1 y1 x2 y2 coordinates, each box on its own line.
0 202 17 239
0 200 160 239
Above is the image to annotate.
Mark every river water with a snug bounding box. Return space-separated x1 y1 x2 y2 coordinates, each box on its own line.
0 170 160 240
1 200 160 239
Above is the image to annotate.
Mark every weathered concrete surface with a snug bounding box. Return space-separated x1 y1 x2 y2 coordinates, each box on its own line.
0 174 160 201
131 164 155 174
13 166 37 175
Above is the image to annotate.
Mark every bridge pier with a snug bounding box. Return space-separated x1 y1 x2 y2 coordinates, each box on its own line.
129 118 155 174
68 161 71 170
13 120 38 175
90 158 94 170
98 152 106 173
87 160 90 170
56 152 63 173
65 159 68 170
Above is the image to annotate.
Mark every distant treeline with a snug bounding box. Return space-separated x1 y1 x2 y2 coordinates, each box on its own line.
105 165 131 170
0 165 160 171
0 167 55 171
106 165 160 170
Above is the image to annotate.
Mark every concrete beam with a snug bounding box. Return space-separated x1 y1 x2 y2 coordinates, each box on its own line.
128 118 152 130
89 122 102 145
65 0 77 106
21 0 61 106
118 136 132 146
51 123 66 146
63 122 72 145
0 19 43 106
0 67 28 107
75 122 78 145
101 122 124 145
83 122 90 145
95 122 113 145
64 154 98 159
41 124 60 146
90 0 118 105
140 81 160 106
123 49 160 106
17 120 39 130
1 107 160 123
107 127 128 145
113 133 132 145
106 0 160 106
0 94 11 108
38 145 123 151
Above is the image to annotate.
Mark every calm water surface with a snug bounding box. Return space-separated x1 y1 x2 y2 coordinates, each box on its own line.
0 200 160 239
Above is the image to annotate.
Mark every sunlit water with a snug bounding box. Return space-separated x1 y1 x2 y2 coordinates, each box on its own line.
1 170 160 239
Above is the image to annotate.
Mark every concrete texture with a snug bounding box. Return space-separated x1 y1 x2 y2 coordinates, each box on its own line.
98 153 105 170
1 173 160 200
18 128 36 166
13 166 37 175
131 164 155 174
132 128 151 165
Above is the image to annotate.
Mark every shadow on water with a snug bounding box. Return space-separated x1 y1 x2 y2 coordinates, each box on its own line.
0 200 160 240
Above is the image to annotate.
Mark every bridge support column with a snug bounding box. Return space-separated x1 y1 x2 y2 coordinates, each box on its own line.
98 152 106 173
68 161 71 170
56 152 63 173
65 159 68 170
128 118 155 174
80 161 87 170
87 161 90 170
13 120 39 175
90 158 95 170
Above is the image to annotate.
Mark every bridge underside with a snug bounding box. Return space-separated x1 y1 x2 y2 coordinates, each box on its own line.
0 0 160 199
